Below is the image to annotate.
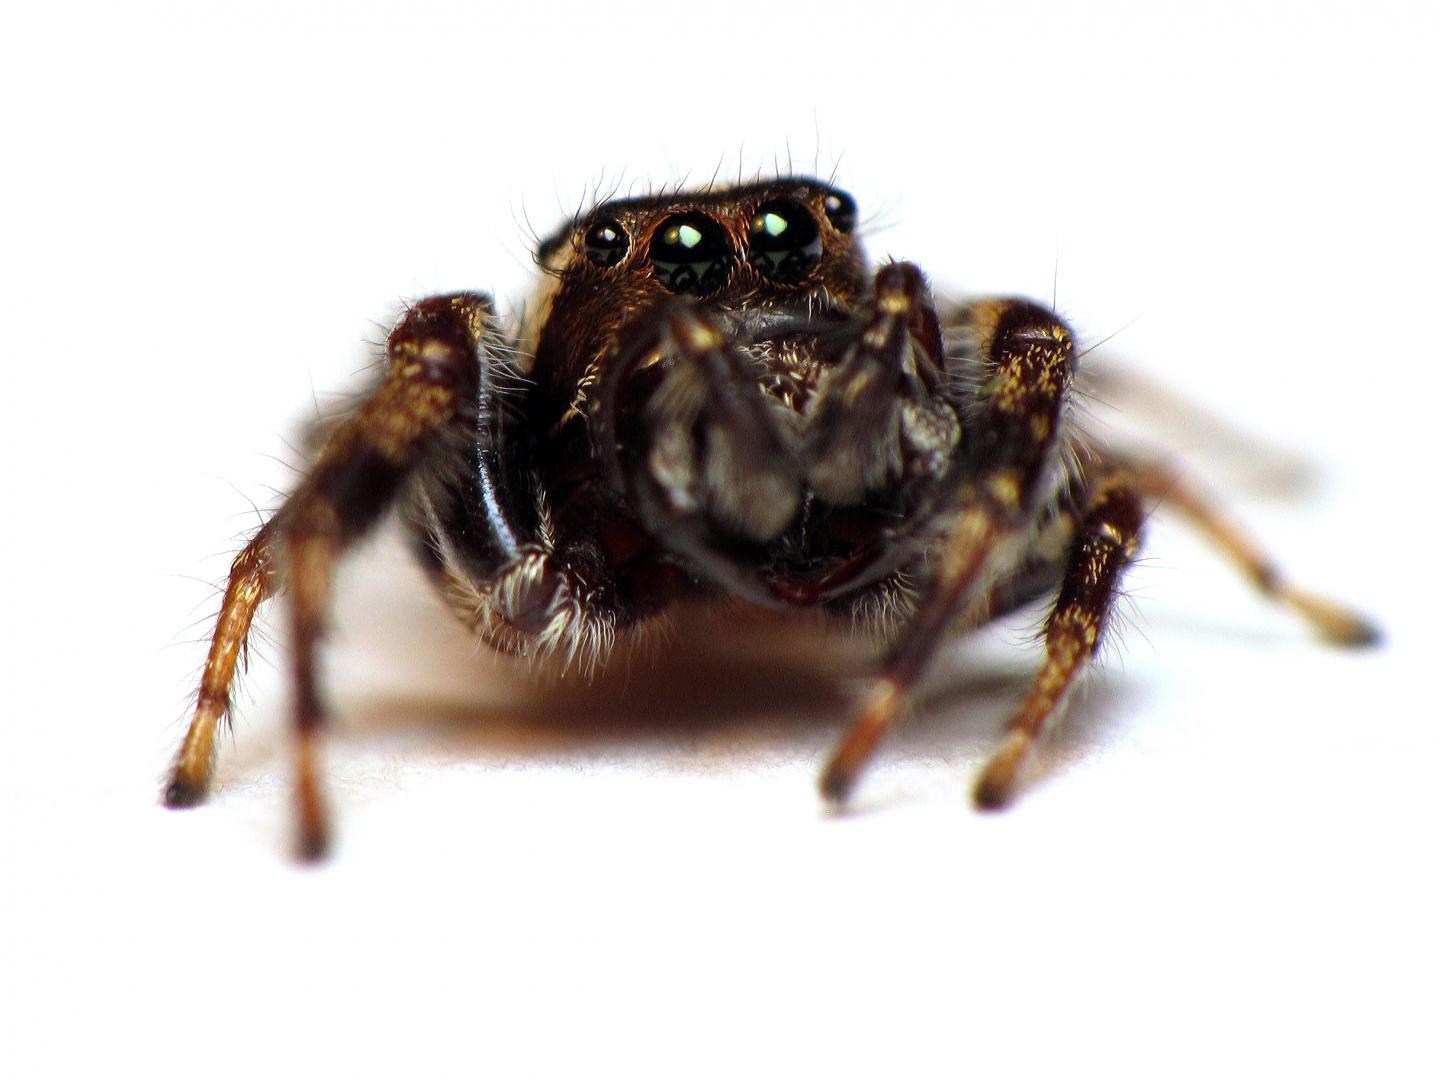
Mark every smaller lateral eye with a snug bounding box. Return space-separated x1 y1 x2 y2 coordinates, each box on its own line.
822 189 857 234
583 220 629 267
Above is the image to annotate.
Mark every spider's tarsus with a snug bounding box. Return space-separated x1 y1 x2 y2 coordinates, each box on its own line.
162 776 209 809
972 731 1028 811
296 835 332 869
1320 611 1383 649
294 825 331 864
819 679 899 808
294 792 332 862
1287 588 1384 649
972 776 1016 812
817 763 857 808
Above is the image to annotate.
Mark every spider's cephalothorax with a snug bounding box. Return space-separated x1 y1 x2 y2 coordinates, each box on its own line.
164 175 1377 859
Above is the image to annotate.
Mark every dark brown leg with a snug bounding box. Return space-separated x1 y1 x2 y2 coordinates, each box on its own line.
973 473 1143 808
820 298 1079 803
1118 457 1379 646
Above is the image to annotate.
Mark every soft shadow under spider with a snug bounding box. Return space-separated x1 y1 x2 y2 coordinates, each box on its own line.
215 614 1144 813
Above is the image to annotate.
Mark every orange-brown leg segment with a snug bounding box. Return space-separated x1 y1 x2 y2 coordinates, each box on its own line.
973 474 1143 808
820 298 1078 804
164 292 493 860
1119 457 1379 646
164 518 281 808
820 508 1004 802
283 295 493 860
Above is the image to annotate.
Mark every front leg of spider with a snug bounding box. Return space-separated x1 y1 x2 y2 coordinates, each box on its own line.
820 298 1082 804
165 293 494 860
973 472 1143 806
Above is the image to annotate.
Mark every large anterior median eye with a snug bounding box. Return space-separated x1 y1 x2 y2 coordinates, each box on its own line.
649 212 732 296
748 199 822 283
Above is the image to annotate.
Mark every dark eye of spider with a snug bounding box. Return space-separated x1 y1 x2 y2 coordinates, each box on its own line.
822 189 857 234
648 212 732 296
748 199 822 283
583 220 629 267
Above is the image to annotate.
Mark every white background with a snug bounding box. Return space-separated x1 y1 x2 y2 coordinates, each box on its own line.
3 1 1436 1076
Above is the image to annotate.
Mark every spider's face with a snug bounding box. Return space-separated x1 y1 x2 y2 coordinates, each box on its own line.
526 178 870 391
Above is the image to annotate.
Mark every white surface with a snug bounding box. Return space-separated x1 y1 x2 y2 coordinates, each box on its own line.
3 2 1436 1076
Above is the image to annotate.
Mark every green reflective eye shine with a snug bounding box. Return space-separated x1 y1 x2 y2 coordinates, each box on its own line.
758 213 788 237
583 219 629 268
649 212 732 296
822 189 857 234
748 199 822 283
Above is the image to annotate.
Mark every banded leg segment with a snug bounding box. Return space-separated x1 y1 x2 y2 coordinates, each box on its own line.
1118 457 1379 646
973 474 1143 808
164 292 494 860
820 507 1005 800
821 299 1079 803
285 294 493 859
164 518 280 807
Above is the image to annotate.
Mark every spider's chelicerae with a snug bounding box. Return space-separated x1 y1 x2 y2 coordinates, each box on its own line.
166 175 1377 859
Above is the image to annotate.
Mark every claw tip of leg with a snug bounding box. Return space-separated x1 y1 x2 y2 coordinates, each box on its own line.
972 772 1015 812
294 827 332 864
1328 616 1383 649
818 766 855 808
162 776 208 809
973 745 1024 811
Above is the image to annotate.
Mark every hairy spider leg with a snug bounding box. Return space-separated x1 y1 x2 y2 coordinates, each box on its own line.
1114 456 1380 646
820 298 1079 803
164 517 281 808
967 450 1382 805
284 295 518 859
165 293 497 859
972 472 1143 806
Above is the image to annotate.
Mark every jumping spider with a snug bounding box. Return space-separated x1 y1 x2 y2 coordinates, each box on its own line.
165 175 1377 859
